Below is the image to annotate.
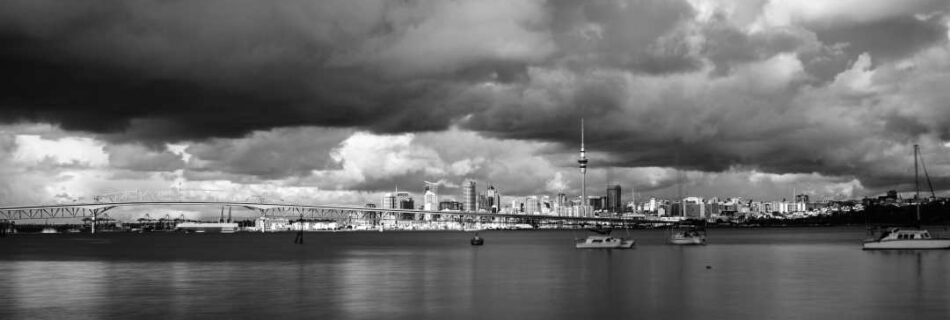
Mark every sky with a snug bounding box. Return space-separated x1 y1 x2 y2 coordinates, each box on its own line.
2 0 950 215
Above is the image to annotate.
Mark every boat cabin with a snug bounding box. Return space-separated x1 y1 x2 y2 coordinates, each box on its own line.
879 228 932 241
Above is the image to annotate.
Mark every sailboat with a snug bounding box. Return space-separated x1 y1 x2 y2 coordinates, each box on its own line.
668 161 707 245
863 145 950 250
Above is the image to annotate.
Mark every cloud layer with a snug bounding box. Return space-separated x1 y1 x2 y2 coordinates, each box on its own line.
2 0 950 208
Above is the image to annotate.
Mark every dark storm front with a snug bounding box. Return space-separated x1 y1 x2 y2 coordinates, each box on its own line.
3 229 950 320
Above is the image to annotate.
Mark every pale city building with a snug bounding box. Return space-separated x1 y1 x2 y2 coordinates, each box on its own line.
462 179 477 212
525 196 540 215
423 189 438 211
381 193 397 209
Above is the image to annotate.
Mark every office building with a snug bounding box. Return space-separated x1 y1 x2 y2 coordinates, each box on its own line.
462 179 477 212
606 185 622 213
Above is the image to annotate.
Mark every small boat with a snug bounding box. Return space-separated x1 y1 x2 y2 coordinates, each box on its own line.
670 229 706 245
669 224 707 245
863 228 950 250
863 145 950 250
471 233 484 246
41 227 57 234
575 235 635 249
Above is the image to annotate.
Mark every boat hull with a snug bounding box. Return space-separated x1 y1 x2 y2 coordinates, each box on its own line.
575 240 635 249
176 222 238 233
863 239 950 250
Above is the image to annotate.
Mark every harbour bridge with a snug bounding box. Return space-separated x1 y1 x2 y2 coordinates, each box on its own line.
0 190 636 233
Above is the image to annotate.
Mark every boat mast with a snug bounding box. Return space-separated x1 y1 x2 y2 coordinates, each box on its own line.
914 144 921 227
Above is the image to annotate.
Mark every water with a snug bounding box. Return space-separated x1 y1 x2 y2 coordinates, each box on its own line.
2 227 950 319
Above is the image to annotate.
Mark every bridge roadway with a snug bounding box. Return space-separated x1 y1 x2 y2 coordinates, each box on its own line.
0 201 635 224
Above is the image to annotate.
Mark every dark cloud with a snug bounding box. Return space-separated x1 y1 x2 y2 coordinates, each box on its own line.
0 0 548 142
549 0 701 74
1 0 949 200
105 143 185 172
813 15 948 64
185 127 352 179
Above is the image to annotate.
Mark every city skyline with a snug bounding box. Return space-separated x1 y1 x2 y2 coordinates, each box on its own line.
2 1 950 209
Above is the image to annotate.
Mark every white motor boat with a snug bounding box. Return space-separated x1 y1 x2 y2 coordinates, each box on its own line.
670 230 706 245
863 228 950 250
575 235 635 249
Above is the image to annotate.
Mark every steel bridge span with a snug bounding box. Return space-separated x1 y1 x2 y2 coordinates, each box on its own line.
0 201 636 232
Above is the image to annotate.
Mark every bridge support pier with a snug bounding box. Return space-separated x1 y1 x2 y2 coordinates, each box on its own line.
91 210 97 234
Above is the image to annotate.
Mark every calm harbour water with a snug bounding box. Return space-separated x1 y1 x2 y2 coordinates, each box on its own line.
2 227 949 320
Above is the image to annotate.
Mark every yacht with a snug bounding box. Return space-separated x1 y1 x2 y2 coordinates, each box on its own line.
575 234 635 249
864 228 950 249
575 227 635 249
863 145 950 250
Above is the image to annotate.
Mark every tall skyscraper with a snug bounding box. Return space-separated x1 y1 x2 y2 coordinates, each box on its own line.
606 185 622 213
462 179 477 212
578 118 589 217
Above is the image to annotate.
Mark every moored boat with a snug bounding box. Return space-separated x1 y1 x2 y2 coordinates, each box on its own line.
575 235 635 249
863 228 950 250
863 145 950 250
471 233 484 246
670 229 706 245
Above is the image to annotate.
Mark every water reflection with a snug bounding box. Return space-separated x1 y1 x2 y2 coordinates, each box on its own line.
1 229 949 319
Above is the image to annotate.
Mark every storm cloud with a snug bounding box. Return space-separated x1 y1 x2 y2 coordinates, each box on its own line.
1 0 950 204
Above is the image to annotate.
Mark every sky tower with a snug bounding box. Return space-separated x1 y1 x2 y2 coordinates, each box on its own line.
578 118 588 217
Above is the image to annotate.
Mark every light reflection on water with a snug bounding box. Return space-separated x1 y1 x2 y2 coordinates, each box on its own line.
1 228 949 319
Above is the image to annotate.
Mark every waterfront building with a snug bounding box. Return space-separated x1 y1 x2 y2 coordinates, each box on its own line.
396 192 414 210
477 194 487 212
511 199 525 214
541 195 552 215
485 185 501 213
606 185 622 213
255 217 291 232
423 188 438 211
588 196 603 211
438 200 462 211
525 196 540 215
462 179 477 212
382 193 397 209
684 197 705 218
